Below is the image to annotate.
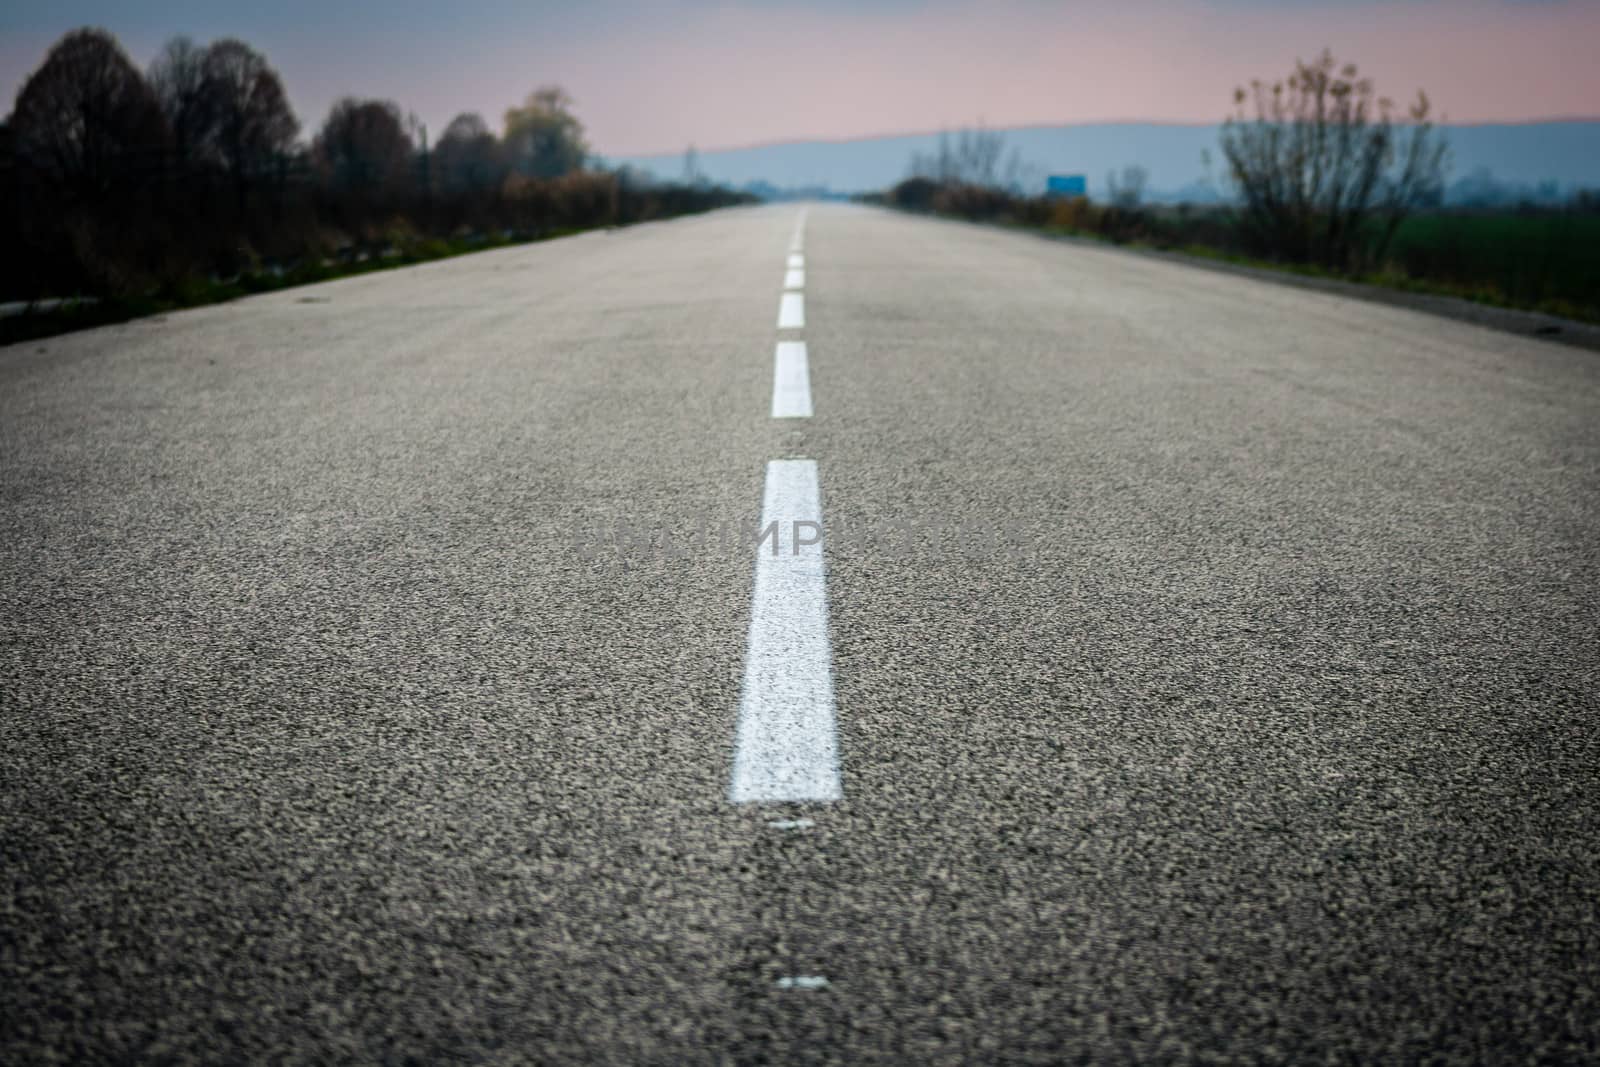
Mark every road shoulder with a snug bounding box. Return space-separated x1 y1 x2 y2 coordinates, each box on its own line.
906 209 1600 354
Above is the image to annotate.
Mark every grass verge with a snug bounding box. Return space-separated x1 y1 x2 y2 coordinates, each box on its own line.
4 224 613 347
1012 219 1600 327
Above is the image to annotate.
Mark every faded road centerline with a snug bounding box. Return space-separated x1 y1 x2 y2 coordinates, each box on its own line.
778 291 805 329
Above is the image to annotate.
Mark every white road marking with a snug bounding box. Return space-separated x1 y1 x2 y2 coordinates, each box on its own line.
730 460 841 804
789 209 807 252
767 818 815 830
787 253 804 269
784 269 805 290
776 976 830 990
771 342 813 418
778 292 805 329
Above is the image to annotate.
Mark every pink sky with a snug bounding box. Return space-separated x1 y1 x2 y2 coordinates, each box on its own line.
3 1 1598 156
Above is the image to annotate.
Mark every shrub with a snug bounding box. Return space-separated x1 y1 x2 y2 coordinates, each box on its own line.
1219 50 1447 270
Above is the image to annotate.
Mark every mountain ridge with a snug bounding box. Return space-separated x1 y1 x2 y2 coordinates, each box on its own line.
609 120 1600 200
609 116 1600 161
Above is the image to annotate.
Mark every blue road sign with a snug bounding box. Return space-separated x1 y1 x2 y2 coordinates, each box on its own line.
1046 174 1087 197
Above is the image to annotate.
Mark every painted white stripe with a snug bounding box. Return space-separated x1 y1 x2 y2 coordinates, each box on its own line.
772 341 812 418
784 269 805 290
729 460 840 803
778 292 804 329
787 253 804 269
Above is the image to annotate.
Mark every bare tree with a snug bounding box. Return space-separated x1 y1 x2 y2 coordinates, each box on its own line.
908 131 951 182
433 112 503 191
10 27 168 199
198 39 298 185
910 126 1011 188
148 36 208 167
1106 164 1149 209
1220 49 1447 269
150 35 297 191
614 163 655 192
1003 148 1040 195
954 127 1004 187
313 98 413 191
503 87 587 179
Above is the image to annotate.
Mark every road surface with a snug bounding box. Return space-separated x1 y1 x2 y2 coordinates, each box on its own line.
3 204 1597 1063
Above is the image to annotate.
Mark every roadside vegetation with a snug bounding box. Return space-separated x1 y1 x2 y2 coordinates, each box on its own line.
0 28 751 344
869 52 1600 324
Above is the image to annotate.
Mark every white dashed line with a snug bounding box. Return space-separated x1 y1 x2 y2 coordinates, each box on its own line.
729 459 841 804
787 253 804 269
778 292 805 329
776 976 830 990
784 269 805 290
772 341 813 418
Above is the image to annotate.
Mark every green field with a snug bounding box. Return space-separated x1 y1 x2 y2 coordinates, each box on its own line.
1382 213 1600 321
1097 202 1600 324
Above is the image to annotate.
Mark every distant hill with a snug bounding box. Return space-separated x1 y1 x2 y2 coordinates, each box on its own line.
611 121 1600 203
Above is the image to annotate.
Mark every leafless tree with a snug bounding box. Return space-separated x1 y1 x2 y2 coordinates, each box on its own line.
909 126 1010 188
198 39 298 185
954 127 1005 186
314 98 413 190
148 36 208 167
10 27 168 200
614 163 655 192
1220 49 1448 269
503 87 588 179
433 112 503 191
150 35 297 192
1106 164 1149 209
908 132 949 183
1003 148 1041 195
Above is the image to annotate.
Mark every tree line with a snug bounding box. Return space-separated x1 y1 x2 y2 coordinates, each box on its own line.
0 28 746 303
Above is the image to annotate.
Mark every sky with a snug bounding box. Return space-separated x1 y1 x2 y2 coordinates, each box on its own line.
2 0 1597 157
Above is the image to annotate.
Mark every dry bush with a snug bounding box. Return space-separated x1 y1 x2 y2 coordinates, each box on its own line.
1049 197 1094 230
888 178 940 212
549 171 618 228
1220 49 1447 268
931 182 1016 220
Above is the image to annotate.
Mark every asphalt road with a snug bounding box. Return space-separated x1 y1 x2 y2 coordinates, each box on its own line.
3 203 1598 1063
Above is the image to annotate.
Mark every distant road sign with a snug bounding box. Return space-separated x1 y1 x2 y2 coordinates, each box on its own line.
1046 174 1087 197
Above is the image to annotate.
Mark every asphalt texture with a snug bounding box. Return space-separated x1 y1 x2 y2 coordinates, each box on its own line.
3 203 1598 1063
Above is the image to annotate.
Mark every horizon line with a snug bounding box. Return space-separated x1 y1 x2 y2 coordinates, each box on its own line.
605 114 1600 161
